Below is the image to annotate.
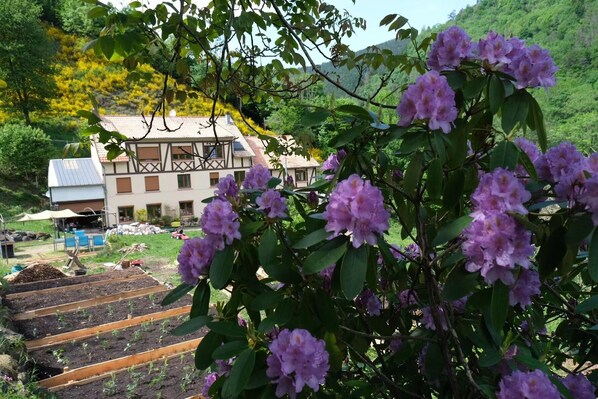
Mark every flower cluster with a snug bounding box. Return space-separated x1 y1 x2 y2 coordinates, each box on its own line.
420 297 467 331
200 199 241 249
177 236 217 285
355 289 382 316
496 370 560 399
398 289 419 308
561 373 596 399
243 164 272 190
321 149 346 180
462 168 535 285
266 329 329 399
396 71 458 133
508 269 541 308
256 189 288 219
201 373 218 398
215 174 239 201
323 174 390 248
580 174 598 225
427 26 473 71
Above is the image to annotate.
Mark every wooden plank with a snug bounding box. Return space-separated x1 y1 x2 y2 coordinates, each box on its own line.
6 273 150 300
12 285 168 321
41 338 203 389
26 305 192 350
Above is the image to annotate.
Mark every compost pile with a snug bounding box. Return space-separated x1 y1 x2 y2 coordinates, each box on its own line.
9 263 66 284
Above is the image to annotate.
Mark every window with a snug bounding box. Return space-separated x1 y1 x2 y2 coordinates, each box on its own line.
203 144 223 159
234 171 246 184
146 204 162 220
116 177 132 193
178 174 191 189
233 141 245 152
172 145 193 160
209 172 219 187
118 206 134 222
295 169 307 182
145 176 160 191
137 146 160 162
179 201 193 217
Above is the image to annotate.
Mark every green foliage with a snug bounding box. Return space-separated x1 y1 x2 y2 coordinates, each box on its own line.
0 123 54 181
57 0 104 37
0 0 58 125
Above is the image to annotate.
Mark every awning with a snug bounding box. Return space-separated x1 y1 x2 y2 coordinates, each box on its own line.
16 209 84 222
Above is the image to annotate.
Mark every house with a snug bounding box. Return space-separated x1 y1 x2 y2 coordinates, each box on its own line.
93 116 255 226
245 136 320 187
48 115 319 227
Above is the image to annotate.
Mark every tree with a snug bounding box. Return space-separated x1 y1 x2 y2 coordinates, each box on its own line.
57 0 104 37
0 123 54 182
81 3 598 398
0 0 57 125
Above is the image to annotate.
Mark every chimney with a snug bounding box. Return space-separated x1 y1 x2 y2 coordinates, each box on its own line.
225 113 232 125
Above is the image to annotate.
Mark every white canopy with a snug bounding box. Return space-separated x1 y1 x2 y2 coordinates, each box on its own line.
16 209 84 222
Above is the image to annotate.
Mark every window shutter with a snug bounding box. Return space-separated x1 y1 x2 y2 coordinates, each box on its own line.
137 146 160 161
172 145 192 155
116 177 132 193
145 176 159 191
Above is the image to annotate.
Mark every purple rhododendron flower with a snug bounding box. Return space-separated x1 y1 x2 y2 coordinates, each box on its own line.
427 26 473 71
389 338 402 354
421 305 448 331
319 264 335 291
507 43 558 89
543 142 587 200
355 289 382 316
200 199 241 249
256 189 288 219
514 138 545 179
580 174 598 226
561 373 596 399
509 269 541 308
201 372 218 397
398 289 419 308
496 370 560 399
397 71 458 133
215 174 239 201
476 31 512 67
470 168 531 217
323 174 390 248
177 236 217 285
321 150 346 180
243 164 272 190
266 329 329 399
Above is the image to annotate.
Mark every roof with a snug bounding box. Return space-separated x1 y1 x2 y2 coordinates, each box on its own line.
245 136 320 170
48 158 104 188
93 139 130 163
101 116 242 141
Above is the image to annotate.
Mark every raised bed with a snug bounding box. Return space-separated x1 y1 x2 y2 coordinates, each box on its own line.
14 289 193 340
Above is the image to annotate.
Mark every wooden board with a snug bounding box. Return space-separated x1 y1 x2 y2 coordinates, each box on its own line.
42 338 202 390
5 273 149 300
25 305 192 350
12 285 168 321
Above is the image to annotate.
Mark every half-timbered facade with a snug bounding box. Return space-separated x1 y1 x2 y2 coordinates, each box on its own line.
245 136 320 187
93 116 254 226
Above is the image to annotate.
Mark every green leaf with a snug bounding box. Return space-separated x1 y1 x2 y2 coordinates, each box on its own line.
478 346 501 367
335 104 372 121
574 295 598 314
212 341 248 360
526 94 547 152
221 348 256 399
300 109 330 127
489 141 519 171
488 74 504 114
490 282 509 337
190 279 210 318
207 321 246 338
87 6 108 18
442 266 478 301
303 237 348 274
195 331 223 370
329 125 365 148
403 152 423 194
210 246 235 290
462 77 486 99
267 177 282 188
172 315 211 336
431 215 472 247
76 110 101 124
379 13 397 26
161 283 194 306
518 146 538 180
388 16 408 31
426 158 443 200
250 291 284 311
589 228 598 282
565 215 594 246
537 227 567 278
293 228 329 249
442 169 465 211
340 246 368 299
0 79 7 89
99 36 115 59
258 228 278 266
501 91 529 134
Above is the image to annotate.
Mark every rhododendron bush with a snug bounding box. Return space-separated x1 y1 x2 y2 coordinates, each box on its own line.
153 25 598 399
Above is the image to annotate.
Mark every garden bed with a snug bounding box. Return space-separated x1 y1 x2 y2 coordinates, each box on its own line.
29 314 205 378
5 277 160 312
14 289 193 340
53 351 205 399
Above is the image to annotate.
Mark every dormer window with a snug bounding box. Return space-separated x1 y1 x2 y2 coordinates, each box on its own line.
137 146 160 162
203 144 223 159
172 145 193 160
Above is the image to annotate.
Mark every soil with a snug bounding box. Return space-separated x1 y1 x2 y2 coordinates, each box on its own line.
9 263 67 284
5 277 160 312
55 351 206 399
30 315 206 378
14 290 193 340
4 268 145 294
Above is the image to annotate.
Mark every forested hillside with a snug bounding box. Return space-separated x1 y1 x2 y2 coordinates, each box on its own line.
311 0 598 150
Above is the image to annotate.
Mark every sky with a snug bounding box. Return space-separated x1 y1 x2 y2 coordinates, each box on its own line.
113 0 477 55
